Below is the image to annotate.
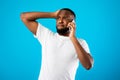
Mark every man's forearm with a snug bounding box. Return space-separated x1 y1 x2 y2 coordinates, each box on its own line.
70 36 93 70
21 12 56 21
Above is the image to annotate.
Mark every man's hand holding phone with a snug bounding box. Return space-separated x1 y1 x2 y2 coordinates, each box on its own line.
67 20 76 38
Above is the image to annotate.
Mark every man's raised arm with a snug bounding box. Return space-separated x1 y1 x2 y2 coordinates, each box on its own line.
20 11 58 35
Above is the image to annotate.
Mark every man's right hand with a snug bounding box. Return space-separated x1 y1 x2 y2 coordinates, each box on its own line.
53 10 60 18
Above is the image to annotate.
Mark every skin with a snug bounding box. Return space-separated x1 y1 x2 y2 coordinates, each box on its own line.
21 9 94 70
56 10 73 29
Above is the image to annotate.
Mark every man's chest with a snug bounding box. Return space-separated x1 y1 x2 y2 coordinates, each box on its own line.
45 39 77 60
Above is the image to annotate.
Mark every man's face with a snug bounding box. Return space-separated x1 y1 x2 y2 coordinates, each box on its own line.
56 10 74 30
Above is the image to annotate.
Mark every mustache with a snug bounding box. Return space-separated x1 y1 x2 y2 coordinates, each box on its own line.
57 24 64 27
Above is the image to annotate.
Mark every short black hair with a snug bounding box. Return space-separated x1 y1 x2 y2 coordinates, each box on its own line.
60 8 76 18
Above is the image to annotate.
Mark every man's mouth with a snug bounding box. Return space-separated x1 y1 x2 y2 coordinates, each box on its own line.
57 24 64 26
57 24 65 28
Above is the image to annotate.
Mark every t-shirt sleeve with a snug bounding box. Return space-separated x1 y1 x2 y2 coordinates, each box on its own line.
34 23 52 45
79 39 91 54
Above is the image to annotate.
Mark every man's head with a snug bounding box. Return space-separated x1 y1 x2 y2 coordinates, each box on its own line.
56 8 76 35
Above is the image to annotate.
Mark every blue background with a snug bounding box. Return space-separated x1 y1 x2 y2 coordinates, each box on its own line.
0 0 120 80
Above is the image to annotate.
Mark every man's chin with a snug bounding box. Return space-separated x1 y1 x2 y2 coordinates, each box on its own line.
56 27 69 35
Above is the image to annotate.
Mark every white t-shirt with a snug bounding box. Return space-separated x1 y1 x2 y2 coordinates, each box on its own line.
34 23 90 80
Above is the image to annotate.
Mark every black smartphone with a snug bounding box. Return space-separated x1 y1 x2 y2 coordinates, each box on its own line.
67 20 75 32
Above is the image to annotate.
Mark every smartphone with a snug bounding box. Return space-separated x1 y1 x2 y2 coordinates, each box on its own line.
68 20 75 32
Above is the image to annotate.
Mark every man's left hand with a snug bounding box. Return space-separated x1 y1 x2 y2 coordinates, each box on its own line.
67 21 76 38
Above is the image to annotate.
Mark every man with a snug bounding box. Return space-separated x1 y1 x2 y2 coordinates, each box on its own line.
21 8 94 80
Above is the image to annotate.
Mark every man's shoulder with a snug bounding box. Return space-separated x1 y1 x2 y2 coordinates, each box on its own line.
77 38 85 42
38 22 55 34
77 38 89 46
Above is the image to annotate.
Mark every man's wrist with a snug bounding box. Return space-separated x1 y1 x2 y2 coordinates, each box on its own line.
52 10 60 18
70 35 76 41
50 12 56 18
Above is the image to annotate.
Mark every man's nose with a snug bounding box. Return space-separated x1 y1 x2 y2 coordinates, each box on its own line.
59 18 63 23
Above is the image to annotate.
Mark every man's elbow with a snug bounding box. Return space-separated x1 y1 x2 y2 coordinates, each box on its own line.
85 59 94 70
20 13 25 20
20 13 28 21
85 64 93 70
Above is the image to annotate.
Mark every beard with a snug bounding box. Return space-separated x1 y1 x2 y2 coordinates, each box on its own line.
56 27 70 35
